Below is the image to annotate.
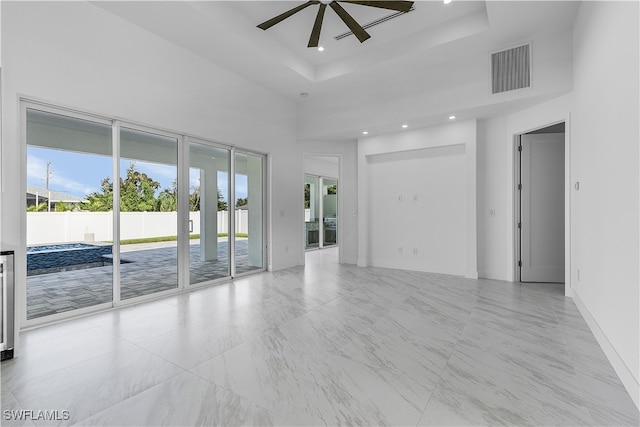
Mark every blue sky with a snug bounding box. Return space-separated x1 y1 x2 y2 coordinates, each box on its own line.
27 146 246 202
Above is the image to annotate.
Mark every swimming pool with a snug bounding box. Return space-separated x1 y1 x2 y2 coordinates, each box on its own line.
26 243 97 253
27 243 113 275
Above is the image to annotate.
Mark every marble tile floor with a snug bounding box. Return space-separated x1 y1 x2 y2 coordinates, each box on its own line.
3 247 638 426
26 240 261 320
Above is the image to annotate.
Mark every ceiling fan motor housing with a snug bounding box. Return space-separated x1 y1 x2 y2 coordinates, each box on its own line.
257 0 415 48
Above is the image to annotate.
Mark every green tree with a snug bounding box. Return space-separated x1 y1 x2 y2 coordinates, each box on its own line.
304 183 310 209
83 163 160 212
27 202 48 212
120 163 160 212
236 197 248 207
83 177 114 211
55 202 76 212
156 180 177 212
190 186 200 211
189 186 226 211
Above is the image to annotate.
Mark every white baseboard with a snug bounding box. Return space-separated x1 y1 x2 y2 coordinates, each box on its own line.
572 291 640 410
564 285 574 298
478 270 508 281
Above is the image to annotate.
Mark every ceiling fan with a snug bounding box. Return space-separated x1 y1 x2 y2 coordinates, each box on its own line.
257 0 414 48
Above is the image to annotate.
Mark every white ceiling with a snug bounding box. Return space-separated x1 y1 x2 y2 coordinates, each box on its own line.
230 1 488 72
94 1 581 141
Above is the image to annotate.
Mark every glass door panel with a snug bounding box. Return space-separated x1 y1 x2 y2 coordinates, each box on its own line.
323 179 338 247
25 109 113 320
304 175 320 250
234 152 264 274
119 128 178 300
188 142 231 284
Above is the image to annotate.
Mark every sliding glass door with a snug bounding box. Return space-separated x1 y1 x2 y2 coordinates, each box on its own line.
24 103 267 324
26 108 113 320
322 179 338 247
118 127 179 300
188 141 231 284
234 152 264 274
304 175 338 250
304 175 320 250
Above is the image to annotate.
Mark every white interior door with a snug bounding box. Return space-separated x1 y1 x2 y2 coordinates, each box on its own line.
520 133 565 282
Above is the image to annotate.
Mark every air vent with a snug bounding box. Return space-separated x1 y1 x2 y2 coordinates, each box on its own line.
334 6 415 41
491 43 531 94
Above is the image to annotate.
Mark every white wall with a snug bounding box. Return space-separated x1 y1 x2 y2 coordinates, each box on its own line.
304 156 339 179
300 141 358 265
476 117 509 280
357 121 477 277
475 0 640 407
1 2 300 333
570 0 639 407
367 145 466 275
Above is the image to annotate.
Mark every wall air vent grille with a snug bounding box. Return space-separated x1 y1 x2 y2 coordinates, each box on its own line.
491 43 531 94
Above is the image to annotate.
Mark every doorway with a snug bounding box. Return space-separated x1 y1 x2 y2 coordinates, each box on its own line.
517 123 566 283
304 175 338 251
303 154 339 254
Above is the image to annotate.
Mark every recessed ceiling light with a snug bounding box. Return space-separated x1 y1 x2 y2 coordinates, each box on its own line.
402 124 408 129
317 46 325 52
443 0 453 4
362 131 368 135
449 115 456 120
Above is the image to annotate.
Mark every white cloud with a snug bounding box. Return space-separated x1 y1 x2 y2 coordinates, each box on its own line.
27 153 95 196
189 169 201 188
129 161 176 182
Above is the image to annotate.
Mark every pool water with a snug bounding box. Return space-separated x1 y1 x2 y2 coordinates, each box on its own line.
27 243 114 275
26 243 95 253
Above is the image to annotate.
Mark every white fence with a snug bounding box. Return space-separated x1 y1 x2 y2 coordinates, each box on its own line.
26 210 249 245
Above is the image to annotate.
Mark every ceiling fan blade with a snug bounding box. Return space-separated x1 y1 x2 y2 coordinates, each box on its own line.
308 3 327 48
257 1 317 31
340 0 414 13
329 1 370 43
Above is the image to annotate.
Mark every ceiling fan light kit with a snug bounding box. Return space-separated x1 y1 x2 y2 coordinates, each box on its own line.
257 0 415 48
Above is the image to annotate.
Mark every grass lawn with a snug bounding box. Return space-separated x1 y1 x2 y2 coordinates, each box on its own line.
119 233 249 245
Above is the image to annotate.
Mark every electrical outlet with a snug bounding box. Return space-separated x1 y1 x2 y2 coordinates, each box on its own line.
489 209 496 217
397 195 403 202
413 195 419 201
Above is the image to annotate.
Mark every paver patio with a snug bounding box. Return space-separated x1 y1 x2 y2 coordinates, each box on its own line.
27 239 261 319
